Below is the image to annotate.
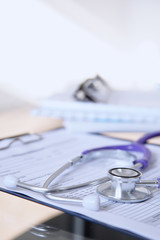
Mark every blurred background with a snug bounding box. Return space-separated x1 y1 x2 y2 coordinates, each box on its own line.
0 0 160 101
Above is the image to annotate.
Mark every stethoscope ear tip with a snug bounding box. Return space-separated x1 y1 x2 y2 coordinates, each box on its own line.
82 194 100 211
3 175 18 189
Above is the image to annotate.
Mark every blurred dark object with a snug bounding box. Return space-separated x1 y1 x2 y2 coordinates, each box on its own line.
15 212 141 240
74 75 111 103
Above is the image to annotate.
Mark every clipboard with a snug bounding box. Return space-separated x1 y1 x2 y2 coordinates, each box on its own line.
0 129 143 240
1 129 160 240
1 108 160 240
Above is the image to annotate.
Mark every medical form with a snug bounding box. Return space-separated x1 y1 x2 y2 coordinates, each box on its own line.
0 129 160 240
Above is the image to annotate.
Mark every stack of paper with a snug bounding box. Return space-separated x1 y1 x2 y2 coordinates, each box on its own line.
32 90 160 132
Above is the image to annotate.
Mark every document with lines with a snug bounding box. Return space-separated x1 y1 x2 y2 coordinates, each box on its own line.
0 129 160 239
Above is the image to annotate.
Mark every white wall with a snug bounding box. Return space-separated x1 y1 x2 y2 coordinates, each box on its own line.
0 0 160 100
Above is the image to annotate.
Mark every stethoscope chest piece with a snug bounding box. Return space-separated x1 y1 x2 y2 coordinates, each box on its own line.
97 168 151 203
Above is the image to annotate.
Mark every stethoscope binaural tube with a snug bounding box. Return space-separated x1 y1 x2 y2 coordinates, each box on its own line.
3 174 100 211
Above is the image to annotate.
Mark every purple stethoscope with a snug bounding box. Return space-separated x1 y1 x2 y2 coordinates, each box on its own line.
3 131 160 211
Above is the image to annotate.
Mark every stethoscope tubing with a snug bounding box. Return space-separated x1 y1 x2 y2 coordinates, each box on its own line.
136 131 160 144
83 143 151 169
3 131 160 209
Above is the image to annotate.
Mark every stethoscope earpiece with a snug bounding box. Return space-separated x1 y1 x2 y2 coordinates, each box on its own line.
82 194 100 211
3 175 18 189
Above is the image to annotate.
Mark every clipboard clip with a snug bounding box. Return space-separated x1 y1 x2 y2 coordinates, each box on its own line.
0 133 43 150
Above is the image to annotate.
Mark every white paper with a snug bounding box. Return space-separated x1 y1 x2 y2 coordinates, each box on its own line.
0 129 160 239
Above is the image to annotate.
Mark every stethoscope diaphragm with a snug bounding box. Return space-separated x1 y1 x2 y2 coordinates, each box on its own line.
97 167 151 203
